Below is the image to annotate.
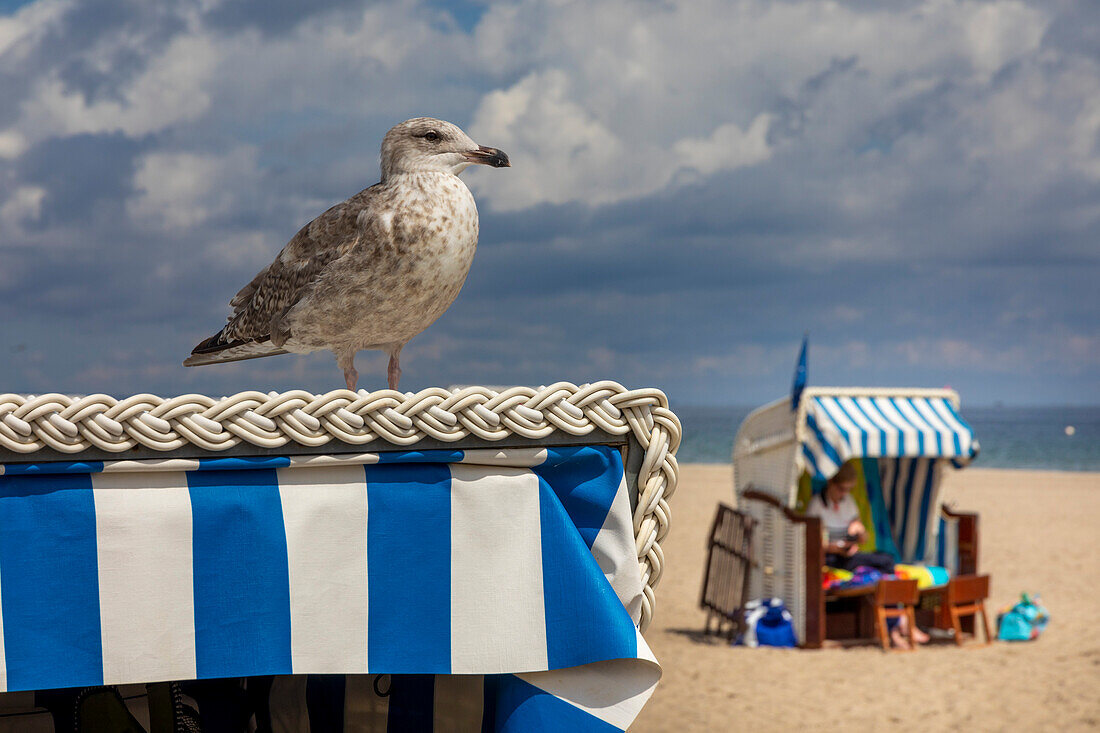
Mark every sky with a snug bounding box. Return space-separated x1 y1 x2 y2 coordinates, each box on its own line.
0 0 1097 407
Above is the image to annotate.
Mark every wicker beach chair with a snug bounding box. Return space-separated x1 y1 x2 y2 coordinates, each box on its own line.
0 383 680 732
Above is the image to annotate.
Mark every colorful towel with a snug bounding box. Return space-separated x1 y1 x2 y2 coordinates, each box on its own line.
894 563 950 589
822 566 854 590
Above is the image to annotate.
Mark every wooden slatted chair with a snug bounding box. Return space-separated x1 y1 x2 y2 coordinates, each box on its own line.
872 578 920 652
700 504 755 640
945 574 993 646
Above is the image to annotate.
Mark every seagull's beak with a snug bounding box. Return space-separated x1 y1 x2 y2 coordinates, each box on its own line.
464 146 510 168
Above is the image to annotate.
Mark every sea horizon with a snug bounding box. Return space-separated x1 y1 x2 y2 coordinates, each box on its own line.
672 404 1100 471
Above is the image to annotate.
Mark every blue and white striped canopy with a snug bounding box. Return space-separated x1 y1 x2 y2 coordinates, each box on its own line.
0 446 658 732
802 394 977 480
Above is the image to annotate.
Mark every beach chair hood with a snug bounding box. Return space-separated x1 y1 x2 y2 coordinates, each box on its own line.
799 389 978 481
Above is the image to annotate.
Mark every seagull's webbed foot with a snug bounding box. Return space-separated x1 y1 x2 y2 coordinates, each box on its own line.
387 345 403 391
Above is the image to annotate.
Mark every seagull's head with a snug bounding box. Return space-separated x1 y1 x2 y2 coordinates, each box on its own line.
380 117 510 179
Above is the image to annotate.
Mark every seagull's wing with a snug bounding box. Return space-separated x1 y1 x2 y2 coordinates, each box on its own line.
185 186 379 365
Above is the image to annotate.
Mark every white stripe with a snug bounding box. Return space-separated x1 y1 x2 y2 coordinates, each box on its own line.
931 399 973 456
99 459 202 473
277 465 369 674
91 471 196 684
818 398 864 458
873 398 919 455
590 473 645 624
943 515 959 574
893 399 939 457
96 454 384 474
458 448 548 467
855 397 900 455
922 461 945 564
836 397 881 456
902 459 929 561
449 465 547 673
286 453 381 468
518 629 661 730
912 400 957 457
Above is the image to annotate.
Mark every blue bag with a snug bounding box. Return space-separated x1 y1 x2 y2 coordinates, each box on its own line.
739 598 798 648
997 593 1049 642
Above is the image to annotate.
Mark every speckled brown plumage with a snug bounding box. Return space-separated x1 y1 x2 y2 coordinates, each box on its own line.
184 117 509 390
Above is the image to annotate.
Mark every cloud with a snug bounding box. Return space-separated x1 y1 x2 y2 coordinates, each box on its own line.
0 0 1095 407
127 146 261 231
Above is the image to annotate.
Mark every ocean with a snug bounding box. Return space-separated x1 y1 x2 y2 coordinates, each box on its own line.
673 404 1100 471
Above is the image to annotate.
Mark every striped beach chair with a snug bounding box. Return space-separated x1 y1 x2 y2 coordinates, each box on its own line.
0 383 680 731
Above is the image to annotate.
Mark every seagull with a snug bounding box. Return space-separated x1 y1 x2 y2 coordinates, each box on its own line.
184 117 509 390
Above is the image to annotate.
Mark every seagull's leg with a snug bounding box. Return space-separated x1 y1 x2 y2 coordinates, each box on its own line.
387 344 403 391
336 349 358 391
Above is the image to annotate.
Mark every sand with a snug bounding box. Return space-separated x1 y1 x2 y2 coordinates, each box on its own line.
633 466 1100 732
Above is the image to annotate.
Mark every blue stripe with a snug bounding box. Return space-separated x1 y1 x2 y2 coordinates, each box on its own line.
802 444 822 480
942 400 972 456
484 675 620 733
848 399 887 457
891 399 923 455
913 460 936 561
815 399 854 457
0 461 104 476
859 458 899 561
533 446 622 549
187 469 292 679
538 478 637 670
366 462 451 672
834 400 869 456
805 413 843 472
936 516 947 567
196 456 291 471
0 473 103 690
375 450 464 464
896 460 918 561
912 399 943 455
887 459 902 536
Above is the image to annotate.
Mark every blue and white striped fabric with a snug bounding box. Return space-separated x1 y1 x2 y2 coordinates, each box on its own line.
935 513 961 574
877 457 944 565
801 395 977 480
0 446 659 731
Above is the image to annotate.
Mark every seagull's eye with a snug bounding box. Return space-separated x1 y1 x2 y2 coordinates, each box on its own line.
424 131 440 142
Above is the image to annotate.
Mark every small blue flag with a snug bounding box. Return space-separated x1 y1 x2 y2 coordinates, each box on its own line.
791 335 808 410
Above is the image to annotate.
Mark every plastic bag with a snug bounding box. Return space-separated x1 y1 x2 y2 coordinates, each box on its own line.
739 598 799 648
997 592 1049 642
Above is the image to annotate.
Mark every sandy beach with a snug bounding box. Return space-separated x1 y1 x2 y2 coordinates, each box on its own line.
634 465 1100 732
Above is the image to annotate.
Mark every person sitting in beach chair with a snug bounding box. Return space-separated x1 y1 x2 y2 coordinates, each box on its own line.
807 462 896 574
808 461 930 648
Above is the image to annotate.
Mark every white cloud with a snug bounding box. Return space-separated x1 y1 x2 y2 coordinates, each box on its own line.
17 32 217 140
672 115 773 177
0 0 69 60
127 146 260 231
0 185 46 229
0 130 27 159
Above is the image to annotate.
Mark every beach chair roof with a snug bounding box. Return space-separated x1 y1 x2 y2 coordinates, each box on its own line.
796 387 978 480
734 386 978 504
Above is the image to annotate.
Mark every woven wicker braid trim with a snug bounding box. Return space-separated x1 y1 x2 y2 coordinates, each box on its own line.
0 381 681 632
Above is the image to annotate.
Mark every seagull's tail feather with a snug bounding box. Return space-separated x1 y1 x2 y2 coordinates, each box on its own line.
183 332 289 367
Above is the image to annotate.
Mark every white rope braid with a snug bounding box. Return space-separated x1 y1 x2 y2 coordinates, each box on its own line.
0 381 681 632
